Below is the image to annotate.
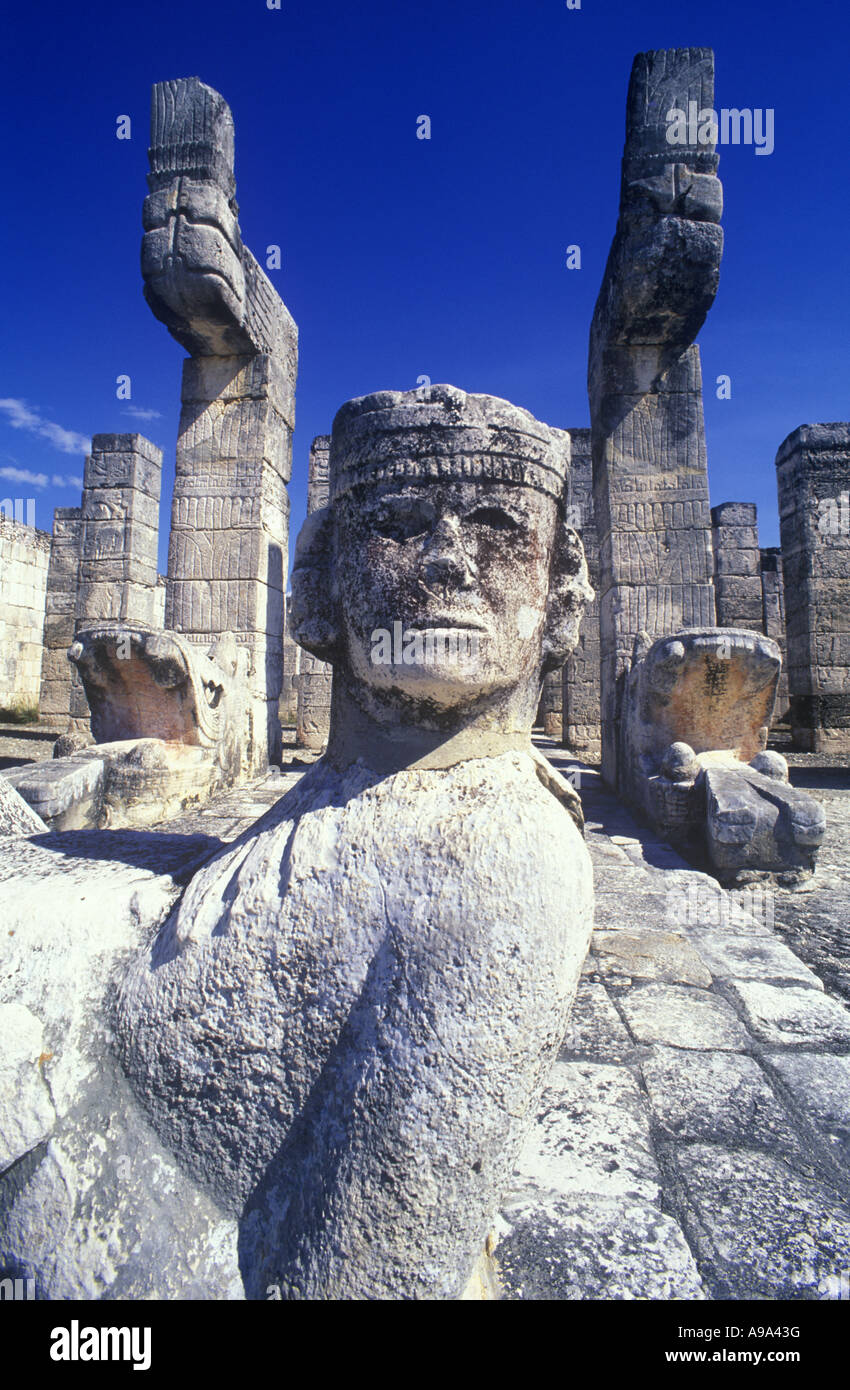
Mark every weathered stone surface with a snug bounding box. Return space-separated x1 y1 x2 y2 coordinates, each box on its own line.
617 982 750 1050
538 667 563 739
776 423 850 754
557 980 634 1063
39 433 167 737
0 774 47 836
618 626 825 879
514 1061 660 1203
591 929 711 986
723 980 850 1048
691 931 823 989
640 1048 801 1152
760 546 789 720
0 513 50 716
704 763 826 878
305 433 330 513
766 1053 850 1162
70 626 245 750
496 1193 705 1301
76 435 163 628
24 627 252 831
589 48 723 788
0 826 239 1299
561 429 601 757
0 1004 56 1172
295 435 333 750
672 1144 850 1298
4 757 104 831
280 594 299 726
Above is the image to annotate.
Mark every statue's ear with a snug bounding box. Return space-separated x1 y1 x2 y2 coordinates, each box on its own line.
542 524 593 673
290 507 341 662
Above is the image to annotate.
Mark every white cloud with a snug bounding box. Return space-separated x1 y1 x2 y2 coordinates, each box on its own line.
122 406 162 421
0 465 82 491
0 464 49 488
0 398 91 456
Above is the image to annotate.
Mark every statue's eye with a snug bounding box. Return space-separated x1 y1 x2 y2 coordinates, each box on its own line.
373 502 433 542
466 506 519 532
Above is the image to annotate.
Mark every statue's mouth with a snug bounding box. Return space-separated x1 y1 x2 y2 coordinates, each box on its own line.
406 616 488 632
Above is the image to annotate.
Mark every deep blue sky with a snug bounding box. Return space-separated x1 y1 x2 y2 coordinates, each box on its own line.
2 0 848 570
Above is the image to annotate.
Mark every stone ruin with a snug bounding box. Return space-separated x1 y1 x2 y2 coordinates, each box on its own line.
0 56 840 858
6 78 297 830
0 510 49 720
619 628 824 880
583 46 826 881
777 424 850 755
2 50 850 1303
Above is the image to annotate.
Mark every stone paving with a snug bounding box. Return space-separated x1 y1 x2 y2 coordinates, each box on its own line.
773 755 850 1005
495 740 850 1300
0 721 62 772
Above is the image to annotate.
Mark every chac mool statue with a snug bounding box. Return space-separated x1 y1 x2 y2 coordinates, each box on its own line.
2 385 594 1301
120 386 595 1298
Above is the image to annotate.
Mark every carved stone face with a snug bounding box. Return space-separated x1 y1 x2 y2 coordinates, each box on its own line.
142 179 246 355
290 386 592 739
332 478 558 712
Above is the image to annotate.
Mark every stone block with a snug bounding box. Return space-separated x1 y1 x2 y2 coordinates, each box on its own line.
640 1048 801 1152
591 929 712 986
723 981 850 1048
711 502 758 528
766 1053 850 1163
496 1192 705 1301
689 933 823 989
557 981 634 1063
514 1061 661 1204
673 1143 850 1298
617 982 750 1050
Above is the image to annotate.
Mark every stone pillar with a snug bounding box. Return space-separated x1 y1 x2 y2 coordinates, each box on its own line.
589 48 723 789
40 508 85 726
537 669 562 738
76 433 163 629
0 514 50 718
776 423 850 753
296 435 333 749
306 433 330 514
143 76 297 776
561 428 601 758
166 354 291 771
154 575 167 628
760 547 789 721
711 502 763 630
280 594 299 727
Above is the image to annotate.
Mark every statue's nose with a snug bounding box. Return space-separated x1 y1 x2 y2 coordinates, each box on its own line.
421 516 477 589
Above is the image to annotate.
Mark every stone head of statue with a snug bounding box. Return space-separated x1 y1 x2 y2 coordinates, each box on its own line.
291 385 592 759
142 78 248 356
